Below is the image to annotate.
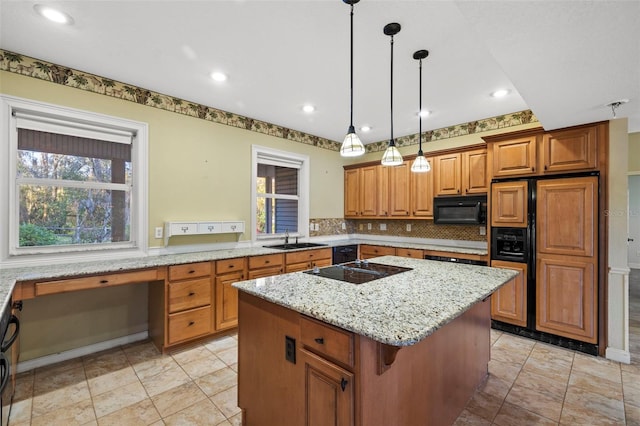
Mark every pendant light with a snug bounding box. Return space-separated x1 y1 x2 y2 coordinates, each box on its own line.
381 23 403 167
411 49 431 173
340 0 365 157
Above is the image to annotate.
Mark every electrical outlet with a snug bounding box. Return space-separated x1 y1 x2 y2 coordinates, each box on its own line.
314 223 320 231
406 224 411 232
380 223 387 231
341 222 346 230
154 227 163 239
359 224 363 231
309 222 314 231
367 223 372 230
285 336 296 364
479 227 486 236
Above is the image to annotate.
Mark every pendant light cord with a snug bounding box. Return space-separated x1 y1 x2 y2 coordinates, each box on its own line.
349 3 354 128
418 57 423 154
389 34 394 144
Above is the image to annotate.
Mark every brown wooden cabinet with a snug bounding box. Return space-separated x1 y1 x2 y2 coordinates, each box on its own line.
491 135 538 177
248 253 284 278
433 153 461 196
395 248 424 259
410 157 434 218
541 125 598 173
490 260 527 327
388 161 411 217
535 176 598 343
344 166 379 218
344 168 360 218
359 244 396 260
215 258 247 331
462 149 488 194
491 180 528 227
286 248 332 273
166 262 214 345
378 165 390 217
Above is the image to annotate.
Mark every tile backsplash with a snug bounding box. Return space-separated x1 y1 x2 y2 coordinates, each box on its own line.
309 218 487 242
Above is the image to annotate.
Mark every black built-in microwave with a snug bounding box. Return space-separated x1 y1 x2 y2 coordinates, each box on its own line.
433 195 487 225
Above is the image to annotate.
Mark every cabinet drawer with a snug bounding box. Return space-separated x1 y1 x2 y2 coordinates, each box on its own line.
286 248 332 265
34 268 159 296
168 278 212 313
169 222 198 236
249 253 283 270
301 316 354 368
221 221 245 233
197 222 222 234
168 262 212 281
168 306 213 345
395 248 424 259
216 258 247 274
359 245 396 259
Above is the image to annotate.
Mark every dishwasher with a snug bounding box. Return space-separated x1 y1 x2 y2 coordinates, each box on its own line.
424 254 487 266
332 245 358 264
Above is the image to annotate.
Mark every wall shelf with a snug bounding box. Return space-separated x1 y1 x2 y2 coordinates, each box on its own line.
164 221 245 246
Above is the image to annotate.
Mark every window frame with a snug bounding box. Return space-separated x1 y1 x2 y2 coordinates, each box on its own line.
251 145 309 242
0 95 148 266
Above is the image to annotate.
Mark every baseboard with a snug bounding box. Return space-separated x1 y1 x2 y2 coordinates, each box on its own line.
606 346 631 364
16 331 149 373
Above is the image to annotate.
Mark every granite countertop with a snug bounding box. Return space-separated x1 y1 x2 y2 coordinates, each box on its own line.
0 238 488 314
233 255 515 347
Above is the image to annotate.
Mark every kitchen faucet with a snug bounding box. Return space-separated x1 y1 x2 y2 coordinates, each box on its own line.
284 229 289 245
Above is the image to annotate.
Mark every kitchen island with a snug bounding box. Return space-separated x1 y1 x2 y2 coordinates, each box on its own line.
233 256 516 426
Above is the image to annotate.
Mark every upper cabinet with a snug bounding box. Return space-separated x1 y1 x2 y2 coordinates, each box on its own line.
485 122 605 179
541 126 598 173
491 135 538 178
344 165 379 218
410 157 434 218
434 149 488 196
491 180 528 227
388 161 412 217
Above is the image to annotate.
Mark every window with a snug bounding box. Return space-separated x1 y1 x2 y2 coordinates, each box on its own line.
1 95 148 264
252 146 309 241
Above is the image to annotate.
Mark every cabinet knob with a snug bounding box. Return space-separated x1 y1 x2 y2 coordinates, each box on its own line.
188 270 195 274
99 279 109 284
188 292 195 296
188 321 195 326
265 260 270 264
340 378 348 392
314 337 324 345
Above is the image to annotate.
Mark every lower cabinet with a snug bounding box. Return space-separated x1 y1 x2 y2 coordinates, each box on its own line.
359 244 396 260
490 260 527 327
395 248 424 259
300 349 354 426
248 253 284 278
215 258 247 331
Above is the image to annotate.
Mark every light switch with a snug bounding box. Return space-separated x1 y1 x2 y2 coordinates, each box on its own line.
406 224 411 232
380 223 387 231
367 223 372 230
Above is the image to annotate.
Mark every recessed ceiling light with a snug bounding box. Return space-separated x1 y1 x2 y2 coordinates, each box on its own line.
34 4 74 25
418 110 430 118
491 89 510 98
360 125 371 132
302 104 315 113
210 72 227 82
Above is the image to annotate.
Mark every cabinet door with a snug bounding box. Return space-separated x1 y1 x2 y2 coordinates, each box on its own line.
536 255 597 343
490 260 527 327
360 165 378 217
215 270 244 330
410 158 433 218
378 165 390 217
541 125 598 173
491 136 538 177
388 161 411 217
491 180 528 227
462 149 488 194
301 349 354 426
344 169 360 217
434 153 461 196
537 177 597 257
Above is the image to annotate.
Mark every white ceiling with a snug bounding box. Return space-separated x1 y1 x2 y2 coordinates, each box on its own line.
1 1 639 145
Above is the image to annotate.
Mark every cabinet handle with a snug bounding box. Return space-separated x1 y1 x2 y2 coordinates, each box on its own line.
188 321 195 326
188 292 195 296
314 337 324 344
99 279 108 284
544 165 548 170
188 270 195 274
341 378 348 392
265 260 270 264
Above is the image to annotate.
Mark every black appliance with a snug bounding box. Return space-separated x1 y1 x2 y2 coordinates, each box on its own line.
332 244 358 264
433 195 486 225
304 261 412 284
1 299 20 426
490 172 599 356
424 254 487 266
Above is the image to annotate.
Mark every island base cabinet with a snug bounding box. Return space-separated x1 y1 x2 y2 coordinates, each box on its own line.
237 292 491 426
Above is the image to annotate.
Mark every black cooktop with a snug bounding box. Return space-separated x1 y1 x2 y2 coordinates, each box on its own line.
304 261 412 284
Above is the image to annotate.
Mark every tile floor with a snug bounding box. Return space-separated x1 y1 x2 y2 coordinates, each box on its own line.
7 269 640 425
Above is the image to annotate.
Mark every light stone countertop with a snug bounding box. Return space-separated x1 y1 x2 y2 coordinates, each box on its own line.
0 238 488 316
233 255 515 347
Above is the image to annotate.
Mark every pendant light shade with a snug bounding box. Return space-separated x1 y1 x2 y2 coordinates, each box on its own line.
381 23 403 167
340 0 365 157
411 49 431 173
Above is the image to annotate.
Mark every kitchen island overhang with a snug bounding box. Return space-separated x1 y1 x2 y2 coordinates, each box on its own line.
233 256 517 426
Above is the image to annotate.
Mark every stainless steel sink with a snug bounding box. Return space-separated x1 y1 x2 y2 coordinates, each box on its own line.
263 242 328 250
